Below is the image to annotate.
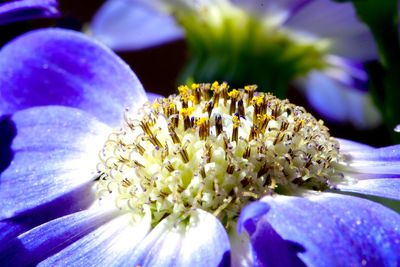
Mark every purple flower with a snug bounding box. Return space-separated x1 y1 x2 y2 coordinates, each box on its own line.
90 0 383 129
0 28 399 266
0 0 59 26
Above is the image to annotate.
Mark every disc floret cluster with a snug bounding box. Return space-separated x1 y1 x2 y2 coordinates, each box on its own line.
96 82 343 226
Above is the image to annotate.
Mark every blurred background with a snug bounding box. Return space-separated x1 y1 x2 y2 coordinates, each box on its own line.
1 0 399 147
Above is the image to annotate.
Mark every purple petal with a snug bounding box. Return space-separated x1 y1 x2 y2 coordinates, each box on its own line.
0 28 147 126
337 179 400 201
302 71 381 129
0 208 118 266
337 138 374 153
91 0 184 51
0 183 94 246
131 210 231 266
229 225 253 266
336 139 400 179
329 32 378 61
232 0 312 24
343 145 400 177
237 201 270 235
238 193 400 266
0 0 59 25
146 92 163 102
284 0 377 60
346 145 400 161
324 55 368 92
0 106 110 220
40 213 151 266
238 201 306 267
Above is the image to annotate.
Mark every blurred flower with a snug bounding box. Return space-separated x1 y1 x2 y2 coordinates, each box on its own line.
0 0 59 25
0 28 399 266
90 0 382 129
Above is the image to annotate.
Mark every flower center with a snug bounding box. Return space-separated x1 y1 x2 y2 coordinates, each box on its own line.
173 2 330 98
96 82 343 226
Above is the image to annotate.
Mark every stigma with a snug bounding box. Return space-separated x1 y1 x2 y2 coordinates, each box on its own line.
96 82 343 226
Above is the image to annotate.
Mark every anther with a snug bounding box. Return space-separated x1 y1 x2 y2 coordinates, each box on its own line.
237 99 245 118
232 114 240 143
179 146 190 163
280 121 289 131
171 114 179 128
205 101 213 117
294 119 305 132
228 89 240 115
191 83 201 104
134 142 145 156
205 143 212 163
140 120 152 136
273 104 282 118
165 161 175 172
133 160 145 168
257 163 269 178
226 162 235 174
273 132 284 145
201 83 211 101
168 124 181 144
243 145 251 159
249 125 258 141
215 114 223 136
196 117 210 140
122 178 132 187
245 85 256 106
212 92 220 108
240 176 252 187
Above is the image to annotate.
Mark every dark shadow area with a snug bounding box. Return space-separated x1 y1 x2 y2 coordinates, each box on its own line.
245 214 307 267
218 251 231 267
118 39 188 97
252 226 307 267
0 114 16 174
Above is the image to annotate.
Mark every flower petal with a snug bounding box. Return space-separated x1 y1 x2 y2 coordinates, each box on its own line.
337 138 373 153
284 0 377 60
342 145 400 177
0 28 147 126
146 92 163 102
336 140 400 180
131 210 231 266
0 0 59 25
0 106 110 220
229 224 253 266
337 179 400 201
91 0 184 51
0 183 94 245
0 208 118 266
347 145 400 161
39 212 151 266
238 201 306 267
238 193 400 267
302 71 381 129
232 0 307 25
324 55 368 92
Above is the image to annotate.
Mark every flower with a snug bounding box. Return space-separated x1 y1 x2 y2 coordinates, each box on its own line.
90 0 382 129
0 0 59 26
0 28 399 266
